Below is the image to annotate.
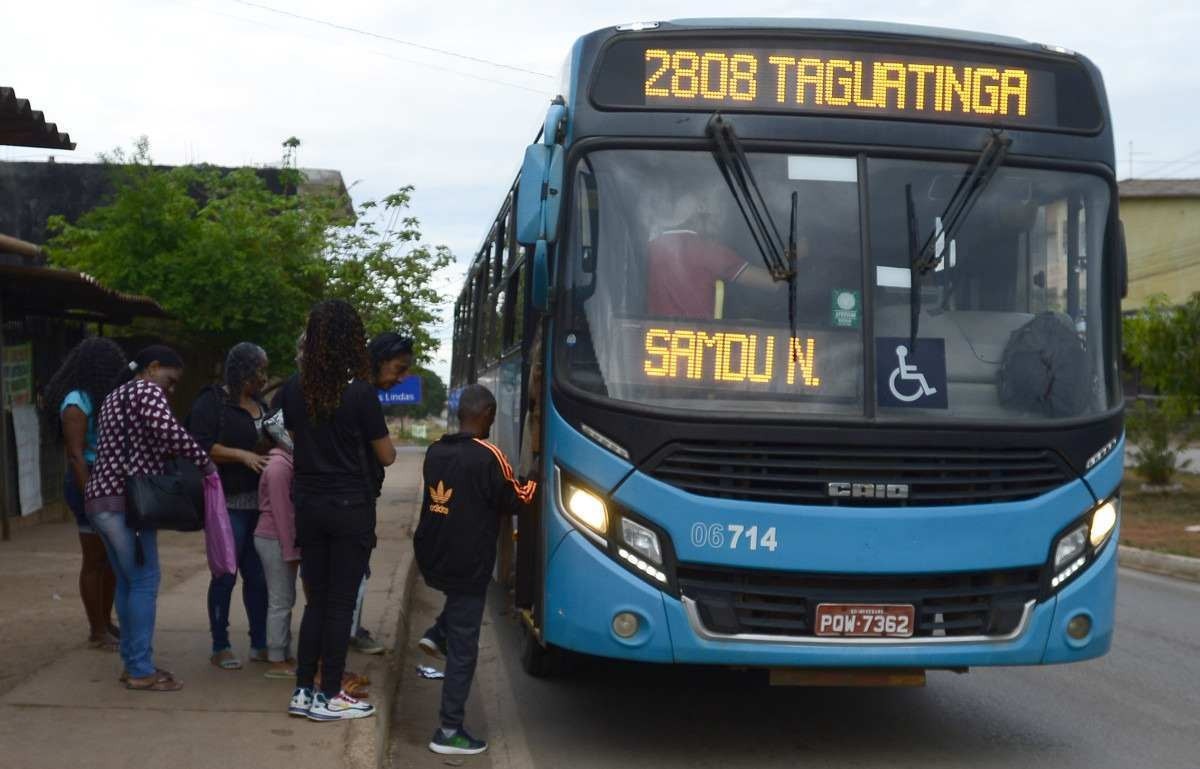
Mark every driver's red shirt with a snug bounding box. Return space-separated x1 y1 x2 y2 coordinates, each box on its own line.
646 231 748 319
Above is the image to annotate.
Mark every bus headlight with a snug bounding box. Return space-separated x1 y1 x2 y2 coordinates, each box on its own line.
558 472 608 538
1048 496 1119 592
1090 498 1118 548
621 518 663 565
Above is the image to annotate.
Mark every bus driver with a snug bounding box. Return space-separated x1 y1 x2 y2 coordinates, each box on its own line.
645 194 782 320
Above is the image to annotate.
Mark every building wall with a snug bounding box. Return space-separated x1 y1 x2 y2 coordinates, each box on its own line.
1121 196 1200 310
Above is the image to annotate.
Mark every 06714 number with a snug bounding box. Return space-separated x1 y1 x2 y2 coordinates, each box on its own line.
691 522 778 552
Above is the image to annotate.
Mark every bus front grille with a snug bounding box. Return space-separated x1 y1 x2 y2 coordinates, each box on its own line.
676 564 1043 639
646 442 1072 506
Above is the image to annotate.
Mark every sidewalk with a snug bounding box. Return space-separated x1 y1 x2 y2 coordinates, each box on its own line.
0 449 422 769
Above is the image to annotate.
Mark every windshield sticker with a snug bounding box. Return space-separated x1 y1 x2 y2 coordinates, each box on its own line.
831 289 861 328
787 156 857 183
876 266 911 288
876 338 948 409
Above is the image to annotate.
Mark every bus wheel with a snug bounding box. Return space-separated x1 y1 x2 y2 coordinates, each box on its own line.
520 621 564 678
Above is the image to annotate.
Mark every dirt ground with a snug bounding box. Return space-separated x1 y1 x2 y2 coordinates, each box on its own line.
1120 472 1200 558
0 517 209 697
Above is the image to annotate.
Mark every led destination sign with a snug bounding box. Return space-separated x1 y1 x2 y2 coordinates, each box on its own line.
615 320 861 399
644 50 1033 118
592 38 1102 130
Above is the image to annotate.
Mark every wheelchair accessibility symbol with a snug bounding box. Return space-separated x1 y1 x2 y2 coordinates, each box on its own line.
875 338 948 409
888 345 938 402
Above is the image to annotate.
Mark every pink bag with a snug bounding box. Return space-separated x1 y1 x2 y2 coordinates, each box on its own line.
203 473 237 578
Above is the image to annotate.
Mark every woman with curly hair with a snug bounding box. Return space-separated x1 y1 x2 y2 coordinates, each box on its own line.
186 342 271 670
280 300 396 722
44 337 128 649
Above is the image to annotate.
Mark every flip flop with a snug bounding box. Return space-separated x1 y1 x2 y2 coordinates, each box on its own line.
264 659 298 679
211 650 243 670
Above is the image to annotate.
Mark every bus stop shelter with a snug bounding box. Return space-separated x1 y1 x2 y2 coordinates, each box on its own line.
0 253 168 540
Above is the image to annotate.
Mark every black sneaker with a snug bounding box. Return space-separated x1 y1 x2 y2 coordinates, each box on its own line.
429 727 487 755
351 628 386 655
418 634 447 661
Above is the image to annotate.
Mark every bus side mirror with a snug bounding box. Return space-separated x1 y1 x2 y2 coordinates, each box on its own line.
516 145 550 246
516 144 565 246
1116 219 1128 300
531 240 550 313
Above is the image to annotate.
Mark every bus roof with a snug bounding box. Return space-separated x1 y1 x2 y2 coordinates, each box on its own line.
657 18 1041 51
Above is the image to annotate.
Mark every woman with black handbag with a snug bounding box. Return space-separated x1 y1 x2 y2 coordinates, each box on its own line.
85 345 216 692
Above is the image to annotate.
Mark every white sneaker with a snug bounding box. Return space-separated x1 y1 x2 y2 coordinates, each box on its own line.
418 635 446 660
307 690 376 722
288 687 314 717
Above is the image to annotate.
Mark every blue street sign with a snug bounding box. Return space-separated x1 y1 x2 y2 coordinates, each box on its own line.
379 375 422 405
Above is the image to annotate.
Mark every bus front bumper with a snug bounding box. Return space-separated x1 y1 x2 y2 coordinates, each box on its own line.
542 526 1116 668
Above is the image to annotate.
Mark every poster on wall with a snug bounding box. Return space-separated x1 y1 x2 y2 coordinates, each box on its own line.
2 342 33 409
11 404 43 516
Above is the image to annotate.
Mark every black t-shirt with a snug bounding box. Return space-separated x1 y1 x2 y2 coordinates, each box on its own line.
281 377 388 497
186 385 266 498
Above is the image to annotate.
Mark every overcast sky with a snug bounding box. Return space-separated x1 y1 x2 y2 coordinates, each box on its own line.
5 0 1197 378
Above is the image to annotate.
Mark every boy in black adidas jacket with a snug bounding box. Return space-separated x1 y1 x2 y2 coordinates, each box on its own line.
414 384 535 756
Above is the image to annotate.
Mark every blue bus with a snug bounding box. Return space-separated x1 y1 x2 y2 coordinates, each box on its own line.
450 19 1125 682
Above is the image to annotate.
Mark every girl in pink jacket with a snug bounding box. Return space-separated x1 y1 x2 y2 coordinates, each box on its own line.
253 412 298 678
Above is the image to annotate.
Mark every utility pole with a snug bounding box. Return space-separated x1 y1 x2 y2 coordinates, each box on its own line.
1126 140 1150 180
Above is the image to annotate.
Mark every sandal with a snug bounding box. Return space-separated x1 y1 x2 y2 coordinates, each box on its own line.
119 668 175 684
126 671 183 692
210 649 243 670
264 659 298 679
314 669 370 698
88 631 119 651
249 648 271 664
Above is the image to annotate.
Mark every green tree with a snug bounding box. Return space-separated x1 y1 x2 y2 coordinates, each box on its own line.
45 137 454 370
1124 293 1200 416
1123 293 1200 486
324 188 453 364
46 137 333 368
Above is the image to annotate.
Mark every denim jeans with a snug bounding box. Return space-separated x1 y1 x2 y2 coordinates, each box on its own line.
87 510 160 679
253 535 297 662
208 508 269 654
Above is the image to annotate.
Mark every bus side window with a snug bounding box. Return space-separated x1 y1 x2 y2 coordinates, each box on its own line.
504 262 526 351
472 261 490 367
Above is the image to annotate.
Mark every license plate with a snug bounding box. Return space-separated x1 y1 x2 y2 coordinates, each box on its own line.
814 603 915 638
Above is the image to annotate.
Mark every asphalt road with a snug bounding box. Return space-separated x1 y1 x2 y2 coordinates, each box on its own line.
390 568 1200 769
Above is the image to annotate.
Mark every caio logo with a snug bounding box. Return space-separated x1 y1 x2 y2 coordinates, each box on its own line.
429 481 453 515
827 482 909 500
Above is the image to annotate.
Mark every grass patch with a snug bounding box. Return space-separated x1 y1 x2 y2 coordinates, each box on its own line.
1119 472 1200 558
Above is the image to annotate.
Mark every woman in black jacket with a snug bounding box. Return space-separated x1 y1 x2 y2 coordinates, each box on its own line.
188 342 271 669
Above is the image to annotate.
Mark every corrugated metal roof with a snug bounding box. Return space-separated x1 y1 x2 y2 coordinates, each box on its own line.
0 87 75 150
1119 179 1200 199
0 236 166 323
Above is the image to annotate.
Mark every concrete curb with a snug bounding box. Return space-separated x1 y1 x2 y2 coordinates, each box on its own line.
345 551 418 769
1119 545 1200 583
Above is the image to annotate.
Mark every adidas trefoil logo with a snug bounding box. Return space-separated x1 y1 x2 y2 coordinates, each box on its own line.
429 481 452 515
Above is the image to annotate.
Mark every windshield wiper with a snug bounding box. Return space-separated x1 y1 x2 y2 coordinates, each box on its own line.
707 113 803 355
907 130 1011 347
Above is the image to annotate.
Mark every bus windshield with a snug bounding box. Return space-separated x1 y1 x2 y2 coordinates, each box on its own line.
557 149 1116 422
